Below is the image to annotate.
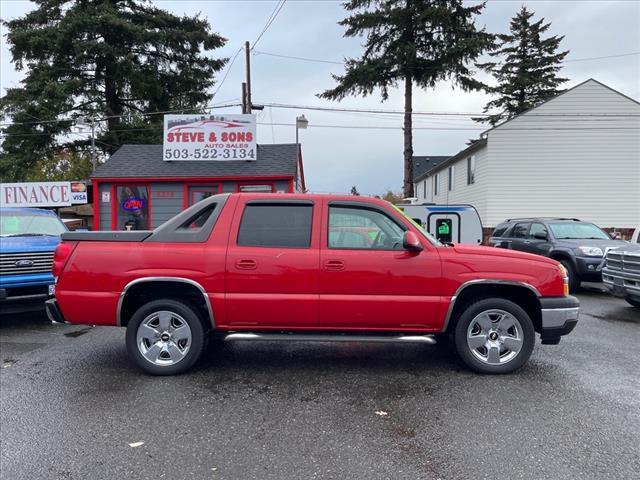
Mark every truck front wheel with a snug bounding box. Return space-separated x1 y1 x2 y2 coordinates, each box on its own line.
454 298 535 374
125 299 206 375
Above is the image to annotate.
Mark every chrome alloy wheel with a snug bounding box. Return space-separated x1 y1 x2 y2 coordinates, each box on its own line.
136 311 192 366
466 309 523 365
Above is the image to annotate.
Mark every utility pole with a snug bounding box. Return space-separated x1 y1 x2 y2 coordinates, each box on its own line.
241 82 247 114
245 41 252 114
89 118 96 173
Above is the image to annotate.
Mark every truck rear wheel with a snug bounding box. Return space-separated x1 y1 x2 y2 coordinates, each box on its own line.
125 299 206 375
454 298 535 374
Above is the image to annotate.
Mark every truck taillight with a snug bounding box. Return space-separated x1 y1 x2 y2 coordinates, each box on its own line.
52 242 77 280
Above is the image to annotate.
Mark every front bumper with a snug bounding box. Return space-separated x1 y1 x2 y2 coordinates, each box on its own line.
539 296 580 344
575 256 604 279
0 285 54 315
45 299 68 324
602 268 640 301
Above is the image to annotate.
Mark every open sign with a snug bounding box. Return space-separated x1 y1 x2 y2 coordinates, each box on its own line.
121 197 145 212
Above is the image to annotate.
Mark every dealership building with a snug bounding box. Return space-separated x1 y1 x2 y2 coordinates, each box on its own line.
91 143 305 231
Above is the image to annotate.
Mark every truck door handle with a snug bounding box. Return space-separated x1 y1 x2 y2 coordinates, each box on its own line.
235 259 257 270
323 260 345 271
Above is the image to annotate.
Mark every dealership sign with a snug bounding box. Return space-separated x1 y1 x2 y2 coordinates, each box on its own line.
0 181 88 208
163 114 256 161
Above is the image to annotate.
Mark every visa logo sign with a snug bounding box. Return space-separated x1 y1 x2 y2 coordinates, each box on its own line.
71 192 87 204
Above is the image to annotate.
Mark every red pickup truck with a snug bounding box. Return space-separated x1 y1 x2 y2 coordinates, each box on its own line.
47 193 579 375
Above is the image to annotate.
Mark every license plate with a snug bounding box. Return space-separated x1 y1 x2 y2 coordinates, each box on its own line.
48 284 55 296
614 277 624 287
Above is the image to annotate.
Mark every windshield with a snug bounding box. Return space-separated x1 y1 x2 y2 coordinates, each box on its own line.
392 205 443 246
0 213 67 237
548 222 610 240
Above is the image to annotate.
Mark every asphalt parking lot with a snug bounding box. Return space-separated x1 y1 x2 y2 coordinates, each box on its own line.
1 285 639 480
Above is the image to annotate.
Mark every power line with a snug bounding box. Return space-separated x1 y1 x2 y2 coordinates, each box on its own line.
254 50 343 65
212 47 243 98
252 0 287 51
0 102 242 128
259 102 640 118
4 122 640 139
3 98 639 130
254 49 640 67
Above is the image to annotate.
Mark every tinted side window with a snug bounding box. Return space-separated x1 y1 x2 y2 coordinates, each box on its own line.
329 206 405 250
529 223 548 239
492 223 509 237
238 204 312 248
512 223 530 239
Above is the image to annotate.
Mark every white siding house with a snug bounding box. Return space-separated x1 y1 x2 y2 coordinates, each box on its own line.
413 79 640 231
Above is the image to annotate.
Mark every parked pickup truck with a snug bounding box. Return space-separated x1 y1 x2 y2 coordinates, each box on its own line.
48 193 579 375
602 243 640 308
1 208 66 314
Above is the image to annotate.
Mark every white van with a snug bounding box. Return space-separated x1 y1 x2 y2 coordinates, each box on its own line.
396 203 483 245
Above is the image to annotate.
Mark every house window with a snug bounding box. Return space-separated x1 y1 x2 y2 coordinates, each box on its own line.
188 184 220 206
423 180 427 199
434 174 439 196
467 156 476 185
238 184 274 192
116 185 150 231
448 166 455 191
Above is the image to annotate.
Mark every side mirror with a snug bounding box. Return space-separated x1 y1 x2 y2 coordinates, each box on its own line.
403 231 423 252
533 231 548 240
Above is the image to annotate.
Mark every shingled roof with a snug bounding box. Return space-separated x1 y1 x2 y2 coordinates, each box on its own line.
92 144 299 179
412 156 450 182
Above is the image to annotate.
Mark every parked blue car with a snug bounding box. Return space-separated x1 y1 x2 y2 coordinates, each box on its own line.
0 208 67 314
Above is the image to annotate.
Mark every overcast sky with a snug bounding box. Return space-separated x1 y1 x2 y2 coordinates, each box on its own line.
1 0 639 194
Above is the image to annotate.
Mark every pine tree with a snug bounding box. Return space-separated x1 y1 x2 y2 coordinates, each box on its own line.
476 6 569 125
0 0 226 181
319 0 492 197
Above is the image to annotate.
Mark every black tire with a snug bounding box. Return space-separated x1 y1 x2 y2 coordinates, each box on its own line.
125 299 207 375
626 297 640 308
560 259 580 292
453 298 535 374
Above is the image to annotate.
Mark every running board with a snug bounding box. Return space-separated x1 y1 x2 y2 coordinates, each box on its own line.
223 333 436 344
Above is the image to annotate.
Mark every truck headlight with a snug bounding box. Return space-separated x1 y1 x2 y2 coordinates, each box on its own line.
577 246 603 257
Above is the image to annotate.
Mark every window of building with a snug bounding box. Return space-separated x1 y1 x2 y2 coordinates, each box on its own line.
328 206 405 250
238 184 274 192
467 156 476 185
448 166 455 191
116 185 150 231
188 185 219 206
237 204 312 248
434 174 440 196
423 180 427 199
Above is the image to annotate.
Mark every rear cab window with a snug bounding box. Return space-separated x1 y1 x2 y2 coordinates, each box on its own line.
237 202 313 248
